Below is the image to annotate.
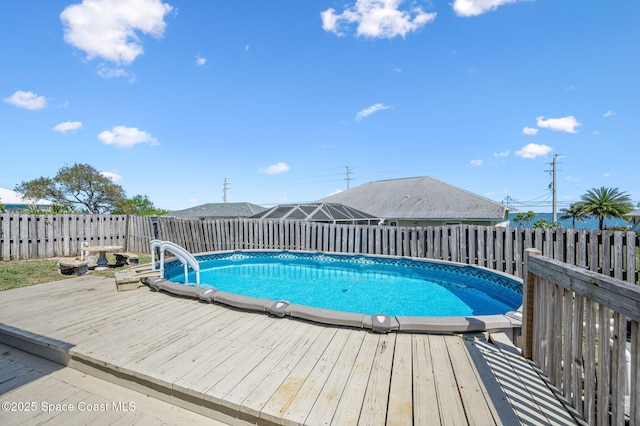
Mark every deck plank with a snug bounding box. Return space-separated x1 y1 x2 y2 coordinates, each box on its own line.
259 327 338 424
304 329 367 425
445 335 499 425
279 328 353 426
430 335 468 425
386 333 413 425
331 331 380 425
0 342 220 425
204 319 309 408
412 334 440 425
237 323 325 418
357 333 396 426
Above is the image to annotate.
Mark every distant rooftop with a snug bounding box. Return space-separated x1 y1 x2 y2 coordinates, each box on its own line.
0 187 53 207
320 176 507 222
166 202 267 219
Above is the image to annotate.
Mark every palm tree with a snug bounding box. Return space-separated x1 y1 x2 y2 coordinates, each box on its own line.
576 187 633 230
559 203 589 228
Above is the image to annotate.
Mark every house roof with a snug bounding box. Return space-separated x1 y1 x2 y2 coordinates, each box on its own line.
0 187 53 206
167 202 267 218
248 203 380 224
319 176 507 221
624 210 640 218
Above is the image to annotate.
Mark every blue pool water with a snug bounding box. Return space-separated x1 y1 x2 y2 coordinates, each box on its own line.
165 251 522 317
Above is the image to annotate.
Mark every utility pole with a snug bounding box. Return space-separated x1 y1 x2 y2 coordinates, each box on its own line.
546 155 560 223
345 166 352 190
223 178 229 203
502 196 517 210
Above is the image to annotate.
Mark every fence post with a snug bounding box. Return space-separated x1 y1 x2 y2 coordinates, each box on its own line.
522 248 542 359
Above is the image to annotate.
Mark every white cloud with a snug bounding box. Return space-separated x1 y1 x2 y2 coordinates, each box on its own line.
356 103 391 120
100 171 122 181
96 64 133 80
60 0 173 65
603 110 615 118
97 125 159 147
493 150 510 158
259 162 291 175
4 90 47 110
536 116 582 133
327 189 344 196
515 143 553 159
52 121 83 133
195 55 206 66
470 159 483 167
453 0 521 17
522 126 538 136
321 0 436 39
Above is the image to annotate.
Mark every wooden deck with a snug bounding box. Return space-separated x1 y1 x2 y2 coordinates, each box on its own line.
0 342 221 425
0 276 580 425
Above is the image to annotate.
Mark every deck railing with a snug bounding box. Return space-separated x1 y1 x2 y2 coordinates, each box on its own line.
522 248 640 425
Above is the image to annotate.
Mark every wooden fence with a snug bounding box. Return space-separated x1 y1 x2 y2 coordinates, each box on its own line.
151 217 639 282
2 213 638 282
0 213 128 260
522 249 639 425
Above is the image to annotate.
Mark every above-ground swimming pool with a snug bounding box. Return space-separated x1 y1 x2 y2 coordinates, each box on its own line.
158 250 522 333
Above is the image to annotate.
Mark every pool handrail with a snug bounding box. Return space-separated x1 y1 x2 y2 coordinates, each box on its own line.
150 239 200 285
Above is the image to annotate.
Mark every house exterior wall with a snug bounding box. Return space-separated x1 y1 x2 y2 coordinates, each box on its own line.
384 218 509 227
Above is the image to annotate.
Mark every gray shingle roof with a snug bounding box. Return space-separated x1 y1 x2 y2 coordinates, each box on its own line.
167 202 267 218
319 176 507 221
625 210 640 218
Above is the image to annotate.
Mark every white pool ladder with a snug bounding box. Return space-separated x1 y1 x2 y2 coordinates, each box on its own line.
150 239 200 286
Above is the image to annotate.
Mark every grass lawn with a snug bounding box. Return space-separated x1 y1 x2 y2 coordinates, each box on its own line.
0 253 151 292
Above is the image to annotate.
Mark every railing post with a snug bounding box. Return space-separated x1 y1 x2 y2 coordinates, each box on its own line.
522 248 542 359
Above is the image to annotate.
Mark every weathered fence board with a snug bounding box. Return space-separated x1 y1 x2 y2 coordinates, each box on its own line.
0 213 129 259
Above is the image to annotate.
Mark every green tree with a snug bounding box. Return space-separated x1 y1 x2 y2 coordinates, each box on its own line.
114 195 168 216
575 187 633 230
15 163 126 214
532 218 558 228
559 203 589 228
512 211 535 227
24 204 76 214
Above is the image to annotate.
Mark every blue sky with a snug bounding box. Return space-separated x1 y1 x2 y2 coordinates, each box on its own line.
1 0 638 212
